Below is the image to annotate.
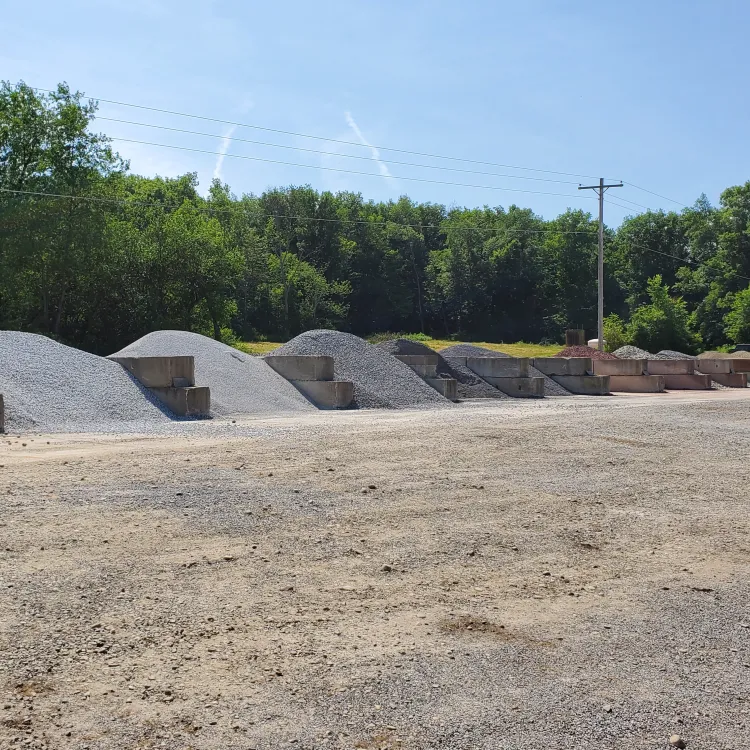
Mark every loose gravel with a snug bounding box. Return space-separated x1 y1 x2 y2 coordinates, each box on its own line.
376 339 508 400
613 345 661 359
271 330 447 409
441 343 572 397
657 350 697 360
112 330 315 417
557 345 617 360
0 331 173 432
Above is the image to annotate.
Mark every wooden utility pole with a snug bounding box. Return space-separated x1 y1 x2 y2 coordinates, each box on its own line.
578 178 623 351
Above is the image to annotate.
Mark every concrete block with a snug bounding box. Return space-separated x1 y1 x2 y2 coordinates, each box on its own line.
395 355 439 378
711 373 748 387
533 357 591 376
484 376 544 398
729 359 750 373
265 355 334 381
291 380 354 409
608 375 665 393
646 359 695 375
111 356 195 388
696 359 732 374
466 357 529 378
425 377 458 401
551 375 610 395
151 386 210 416
0 394 4 433
592 359 646 376
663 374 712 390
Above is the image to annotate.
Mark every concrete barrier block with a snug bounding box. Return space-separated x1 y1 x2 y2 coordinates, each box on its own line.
663 374 712 390
466 357 529 378
647 359 695 375
265 355 334 381
425 377 458 401
151 386 210 416
608 375 665 393
593 359 646 376
551 375 610 395
711 373 748 387
696 359 732 374
291 380 354 409
533 357 591 376
484 376 544 398
111 356 195 388
394 355 439 378
729 359 750 373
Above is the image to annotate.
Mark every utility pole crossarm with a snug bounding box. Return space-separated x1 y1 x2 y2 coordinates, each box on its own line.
577 178 623 351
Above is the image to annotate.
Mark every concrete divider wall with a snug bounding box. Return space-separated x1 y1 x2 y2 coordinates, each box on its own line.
696 359 732 374
730 359 750 373
550 374 609 395
711 373 748 387
608 375 665 393
483 376 544 398
533 358 591 376
265 355 334 381
151 386 211 416
466 357 529 379
291 380 354 409
426 378 458 401
647 360 695 375
593 359 646 376
662 374 712 390
110 356 195 388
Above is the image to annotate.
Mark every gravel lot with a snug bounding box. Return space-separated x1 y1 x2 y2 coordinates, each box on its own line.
1 392 749 749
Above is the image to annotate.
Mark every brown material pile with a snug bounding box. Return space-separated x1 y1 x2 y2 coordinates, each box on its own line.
556 345 617 360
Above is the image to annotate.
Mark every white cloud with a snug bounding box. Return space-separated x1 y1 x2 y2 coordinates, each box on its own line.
213 125 237 182
344 112 393 180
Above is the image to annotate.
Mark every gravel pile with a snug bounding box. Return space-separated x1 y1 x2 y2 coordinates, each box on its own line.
376 339 508 400
271 330 448 409
112 330 315 417
658 350 697 360
440 343 571 397
556 345 617 360
613 345 662 359
0 331 173 432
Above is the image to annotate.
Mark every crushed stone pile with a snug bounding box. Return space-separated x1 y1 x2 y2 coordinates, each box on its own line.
613 345 663 360
731 351 750 358
271 330 447 409
376 339 508 400
557 345 617 360
440 343 571 397
112 330 315 416
696 351 746 359
0 331 173 432
658 350 697 360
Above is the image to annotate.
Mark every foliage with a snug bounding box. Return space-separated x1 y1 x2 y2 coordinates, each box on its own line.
602 313 630 352
724 287 750 344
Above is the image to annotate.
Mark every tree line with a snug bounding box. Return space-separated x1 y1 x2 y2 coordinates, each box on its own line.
2 81 750 355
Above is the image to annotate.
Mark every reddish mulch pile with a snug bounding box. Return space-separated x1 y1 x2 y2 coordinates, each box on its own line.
556 345 617 360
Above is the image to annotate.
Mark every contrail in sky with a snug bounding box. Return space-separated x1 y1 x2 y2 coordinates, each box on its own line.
213 125 237 181
345 112 393 179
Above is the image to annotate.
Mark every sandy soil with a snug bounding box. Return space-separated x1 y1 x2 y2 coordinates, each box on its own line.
1 393 749 749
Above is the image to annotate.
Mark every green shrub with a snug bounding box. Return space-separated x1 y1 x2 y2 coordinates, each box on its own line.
602 314 630 352
724 287 750 344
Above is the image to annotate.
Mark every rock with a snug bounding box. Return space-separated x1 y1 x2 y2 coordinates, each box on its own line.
602 703 612 713
669 736 686 749
382 565 392 573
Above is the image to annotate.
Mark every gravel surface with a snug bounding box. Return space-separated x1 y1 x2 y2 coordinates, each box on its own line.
112 330 315 417
2 394 749 749
658 350 697 360
376 339 508 400
557 345 617 360
271 330 447 409
441 343 572 397
0 331 174 432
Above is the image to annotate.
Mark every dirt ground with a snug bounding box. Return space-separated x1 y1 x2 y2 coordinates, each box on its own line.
1 392 749 749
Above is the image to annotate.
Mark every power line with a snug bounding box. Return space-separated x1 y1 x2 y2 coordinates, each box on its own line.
107 136 599 201
625 182 689 209
97 116 582 186
0 187 598 235
31 85 614 181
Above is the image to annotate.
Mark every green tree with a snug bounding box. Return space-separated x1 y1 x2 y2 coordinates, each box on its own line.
724 286 750 344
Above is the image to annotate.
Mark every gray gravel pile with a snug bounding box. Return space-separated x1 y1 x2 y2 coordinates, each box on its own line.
0 331 173 432
271 330 447 409
441 343 572 396
658 349 697 360
613 345 664 359
376 339 508 400
112 330 315 417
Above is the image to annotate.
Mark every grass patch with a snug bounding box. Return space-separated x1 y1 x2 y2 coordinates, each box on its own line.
233 341 279 356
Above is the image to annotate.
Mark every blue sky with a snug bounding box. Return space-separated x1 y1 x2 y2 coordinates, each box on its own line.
4 0 749 223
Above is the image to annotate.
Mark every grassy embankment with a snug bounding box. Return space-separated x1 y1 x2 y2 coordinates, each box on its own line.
236 338 562 358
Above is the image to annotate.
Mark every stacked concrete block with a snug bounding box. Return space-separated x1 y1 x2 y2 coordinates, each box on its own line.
532 357 610 395
696 359 749 387
110 355 210 416
646 359 711 390
592 359 665 393
464 357 544 398
394 355 458 401
264 355 354 408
